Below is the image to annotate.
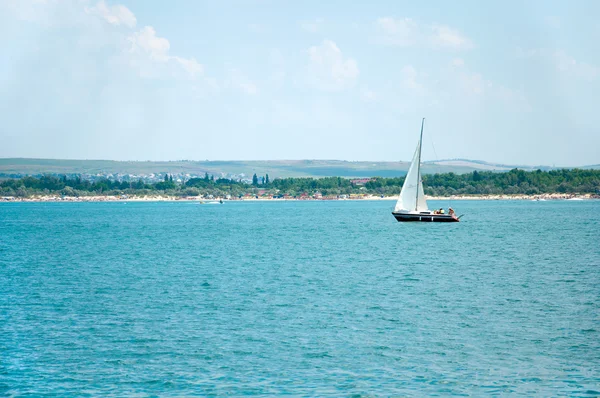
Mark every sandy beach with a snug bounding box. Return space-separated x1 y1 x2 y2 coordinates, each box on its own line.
2 193 597 203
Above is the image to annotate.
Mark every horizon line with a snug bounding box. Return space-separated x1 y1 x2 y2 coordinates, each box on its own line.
1 156 597 169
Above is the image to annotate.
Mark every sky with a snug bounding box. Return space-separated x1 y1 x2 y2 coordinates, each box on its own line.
1 0 599 166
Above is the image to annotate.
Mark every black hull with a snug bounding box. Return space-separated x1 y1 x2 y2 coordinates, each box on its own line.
392 212 459 222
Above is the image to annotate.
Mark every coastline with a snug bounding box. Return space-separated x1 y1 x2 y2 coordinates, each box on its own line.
2 193 597 203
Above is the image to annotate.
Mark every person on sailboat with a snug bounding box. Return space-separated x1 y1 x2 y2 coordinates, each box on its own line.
439 208 445 214
448 207 455 216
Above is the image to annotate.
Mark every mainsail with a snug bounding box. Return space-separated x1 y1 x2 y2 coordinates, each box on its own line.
394 118 429 213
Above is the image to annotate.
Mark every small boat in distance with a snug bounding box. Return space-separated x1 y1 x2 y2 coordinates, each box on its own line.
392 118 459 222
199 198 224 205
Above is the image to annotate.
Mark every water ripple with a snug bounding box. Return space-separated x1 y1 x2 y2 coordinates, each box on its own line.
1 200 599 395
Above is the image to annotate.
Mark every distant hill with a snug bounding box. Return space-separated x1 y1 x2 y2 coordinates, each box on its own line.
426 159 559 172
432 159 600 171
0 158 597 179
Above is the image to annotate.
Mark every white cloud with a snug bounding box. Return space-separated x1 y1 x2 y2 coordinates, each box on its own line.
361 87 377 102
300 18 324 33
448 60 530 110
518 48 599 81
226 69 259 95
1 0 218 104
400 65 425 94
9 1 204 80
2 0 55 23
376 17 472 50
430 24 472 50
172 56 203 77
553 50 599 80
128 26 169 61
307 40 359 91
451 58 465 67
376 17 418 46
383 59 530 113
85 0 136 28
458 71 487 95
240 82 258 95
126 26 203 78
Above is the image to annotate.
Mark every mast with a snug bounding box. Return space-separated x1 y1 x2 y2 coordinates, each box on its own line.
415 118 424 211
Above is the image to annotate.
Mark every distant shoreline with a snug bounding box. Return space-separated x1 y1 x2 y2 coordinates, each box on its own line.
2 193 597 203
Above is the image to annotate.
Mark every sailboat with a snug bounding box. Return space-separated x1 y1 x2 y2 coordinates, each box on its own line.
392 118 459 222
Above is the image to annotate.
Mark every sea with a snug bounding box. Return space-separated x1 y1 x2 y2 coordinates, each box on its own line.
1 200 599 396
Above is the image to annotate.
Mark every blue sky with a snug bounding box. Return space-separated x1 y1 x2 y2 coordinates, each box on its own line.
1 0 599 166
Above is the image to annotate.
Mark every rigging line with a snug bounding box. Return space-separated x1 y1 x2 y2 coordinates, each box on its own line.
427 127 451 209
428 131 440 163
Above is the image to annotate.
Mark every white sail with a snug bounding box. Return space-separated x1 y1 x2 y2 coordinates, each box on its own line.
394 120 429 213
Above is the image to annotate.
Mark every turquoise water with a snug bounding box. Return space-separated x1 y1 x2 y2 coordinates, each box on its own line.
1 200 599 396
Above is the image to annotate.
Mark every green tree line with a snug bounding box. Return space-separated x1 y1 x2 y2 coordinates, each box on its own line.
1 169 599 198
